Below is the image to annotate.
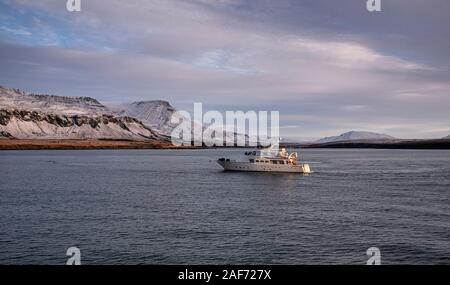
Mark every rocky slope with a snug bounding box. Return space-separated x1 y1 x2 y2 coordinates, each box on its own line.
0 86 165 141
115 100 184 136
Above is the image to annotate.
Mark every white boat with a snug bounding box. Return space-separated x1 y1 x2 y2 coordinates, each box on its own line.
217 146 311 174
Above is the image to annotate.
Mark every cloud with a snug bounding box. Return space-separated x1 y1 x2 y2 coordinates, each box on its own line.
0 0 449 139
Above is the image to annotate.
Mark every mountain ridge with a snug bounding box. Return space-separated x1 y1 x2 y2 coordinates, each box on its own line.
0 86 168 141
0 86 109 116
115 100 258 146
2 85 447 145
316 131 396 144
115 100 179 136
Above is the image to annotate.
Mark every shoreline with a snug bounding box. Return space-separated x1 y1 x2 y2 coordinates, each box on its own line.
2 139 450 150
284 139 450 150
0 139 180 150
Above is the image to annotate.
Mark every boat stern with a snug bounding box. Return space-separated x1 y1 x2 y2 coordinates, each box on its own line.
301 163 311 174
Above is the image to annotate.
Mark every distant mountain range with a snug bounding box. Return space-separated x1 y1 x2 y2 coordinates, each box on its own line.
315 131 396 144
313 131 450 144
1 85 449 148
282 131 450 149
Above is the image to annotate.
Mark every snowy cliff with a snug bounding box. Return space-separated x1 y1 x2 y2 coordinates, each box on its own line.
0 86 164 140
115 100 183 136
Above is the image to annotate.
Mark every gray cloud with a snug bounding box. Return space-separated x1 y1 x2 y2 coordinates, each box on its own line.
1 0 449 139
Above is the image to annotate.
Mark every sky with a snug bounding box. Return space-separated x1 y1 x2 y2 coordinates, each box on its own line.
0 0 449 140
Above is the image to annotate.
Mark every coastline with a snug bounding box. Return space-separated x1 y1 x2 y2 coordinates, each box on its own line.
0 139 179 150
284 139 450 150
2 138 450 150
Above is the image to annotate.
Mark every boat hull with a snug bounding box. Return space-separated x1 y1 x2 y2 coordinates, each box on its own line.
217 160 311 173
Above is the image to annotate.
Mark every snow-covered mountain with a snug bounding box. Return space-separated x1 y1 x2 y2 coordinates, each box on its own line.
0 86 254 144
0 86 164 140
115 100 183 135
115 100 257 146
316 131 396 144
442 135 450 139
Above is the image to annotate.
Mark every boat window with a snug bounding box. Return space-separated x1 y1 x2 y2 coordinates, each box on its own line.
271 160 277 164
249 159 255 163
256 160 259 163
279 161 285 165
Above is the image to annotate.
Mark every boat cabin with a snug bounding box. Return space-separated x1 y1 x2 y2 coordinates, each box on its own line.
245 148 298 165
